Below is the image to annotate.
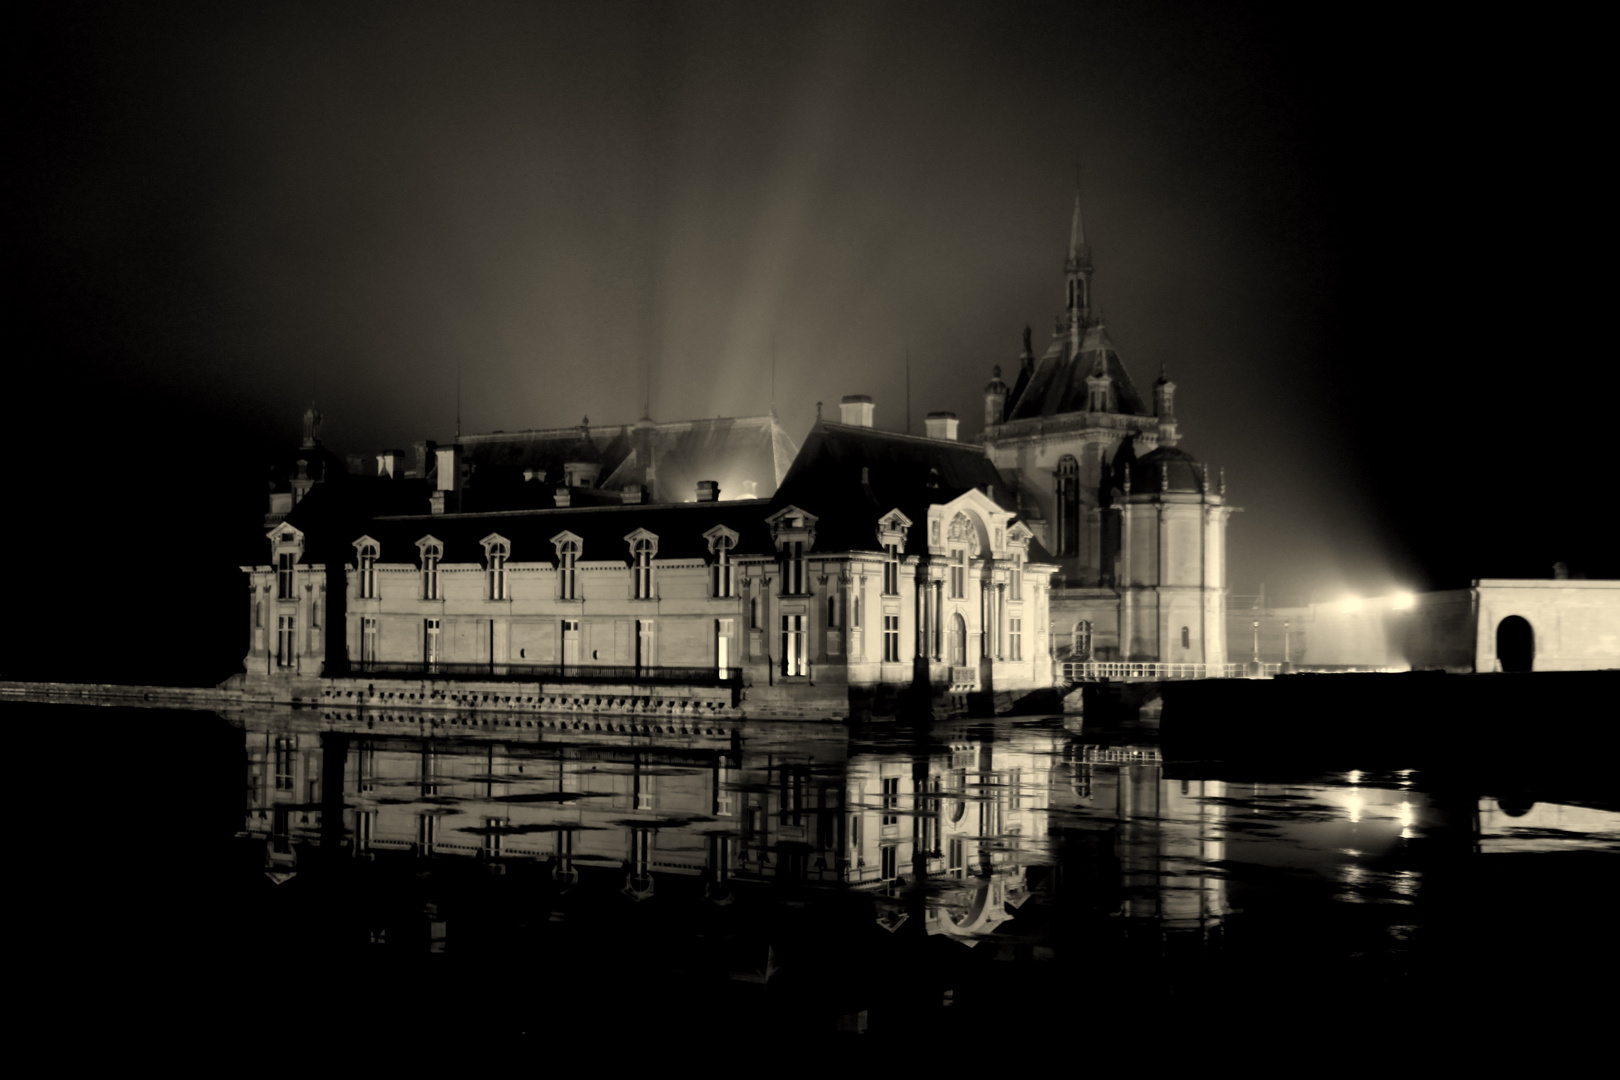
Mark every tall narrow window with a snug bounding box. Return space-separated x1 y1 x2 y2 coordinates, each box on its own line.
1055 455 1080 556
828 594 839 628
1010 553 1022 600
276 615 296 667
421 544 441 600
1010 618 1023 661
780 615 806 676
950 549 965 599
781 541 805 595
558 539 579 600
711 535 735 597
424 618 441 670
749 596 759 630
485 540 508 600
880 845 898 881
274 737 296 790
361 617 377 664
883 615 900 662
357 542 377 599
1181 625 1191 649
881 777 899 825
633 538 655 599
277 552 296 600
1073 620 1093 660
883 544 900 595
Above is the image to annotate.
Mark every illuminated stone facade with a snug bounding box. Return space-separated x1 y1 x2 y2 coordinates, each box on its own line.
979 196 1233 665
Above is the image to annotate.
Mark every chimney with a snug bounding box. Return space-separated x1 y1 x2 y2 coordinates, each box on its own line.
696 480 720 502
346 453 365 476
620 486 644 504
839 395 874 427
554 485 571 508
410 440 435 479
377 449 405 478
430 444 462 514
925 411 959 441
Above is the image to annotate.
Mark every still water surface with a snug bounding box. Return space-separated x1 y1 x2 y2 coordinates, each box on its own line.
34 701 1620 1039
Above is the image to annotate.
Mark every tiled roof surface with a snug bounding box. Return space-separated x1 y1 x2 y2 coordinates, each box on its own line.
1005 326 1147 420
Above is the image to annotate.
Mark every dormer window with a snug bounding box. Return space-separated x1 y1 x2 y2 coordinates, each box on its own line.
417 538 443 601
625 529 659 600
481 535 510 600
874 509 911 595
766 506 818 599
354 539 379 600
277 551 297 600
551 532 582 600
705 527 738 598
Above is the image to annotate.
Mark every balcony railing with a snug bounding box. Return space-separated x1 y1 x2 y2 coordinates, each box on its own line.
350 660 743 686
1062 661 1290 681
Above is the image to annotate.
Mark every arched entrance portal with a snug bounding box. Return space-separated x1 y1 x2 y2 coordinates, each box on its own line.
1496 615 1534 673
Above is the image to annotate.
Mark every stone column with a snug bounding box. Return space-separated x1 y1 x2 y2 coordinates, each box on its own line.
932 580 943 661
996 583 1007 660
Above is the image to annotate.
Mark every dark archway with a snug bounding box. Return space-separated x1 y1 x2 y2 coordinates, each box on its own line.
1496 615 1534 673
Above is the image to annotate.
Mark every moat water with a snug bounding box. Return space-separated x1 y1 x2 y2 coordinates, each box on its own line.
21 699 1619 1043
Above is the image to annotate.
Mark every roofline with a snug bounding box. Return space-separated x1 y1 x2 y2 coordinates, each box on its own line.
372 498 773 522
459 414 782 445
819 420 990 450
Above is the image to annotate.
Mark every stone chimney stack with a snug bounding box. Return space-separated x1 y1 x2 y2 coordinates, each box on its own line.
430 444 462 514
554 485 571 508
696 480 720 502
377 449 405 478
839 395 874 427
924 412 959 441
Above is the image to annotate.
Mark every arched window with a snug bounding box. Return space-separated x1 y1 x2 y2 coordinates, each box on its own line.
711 534 734 597
356 541 378 599
420 543 441 601
484 540 509 600
1054 455 1080 556
1072 620 1093 660
1181 626 1191 650
950 612 966 666
633 537 655 599
557 539 580 600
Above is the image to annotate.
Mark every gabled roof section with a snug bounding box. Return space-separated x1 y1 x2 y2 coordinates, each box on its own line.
768 422 1017 555
1005 323 1147 420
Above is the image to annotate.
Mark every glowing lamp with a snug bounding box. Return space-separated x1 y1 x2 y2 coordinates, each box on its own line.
1340 597 1363 614
1391 592 1414 610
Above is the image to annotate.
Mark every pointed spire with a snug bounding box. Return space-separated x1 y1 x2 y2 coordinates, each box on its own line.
1068 188 1085 262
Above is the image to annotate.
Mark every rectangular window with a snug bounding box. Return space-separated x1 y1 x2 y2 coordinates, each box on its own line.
358 549 376 599
277 552 296 600
1010 554 1022 601
274 736 296 790
424 618 441 670
883 544 899 595
276 616 296 668
484 818 503 859
749 595 759 630
883 615 900 662
881 777 899 825
417 813 438 853
1010 618 1022 661
358 746 376 793
853 594 860 628
950 550 965 599
781 614 806 676
781 541 805 595
880 845 897 881
355 810 375 851
715 763 734 817
361 617 377 664
948 836 964 874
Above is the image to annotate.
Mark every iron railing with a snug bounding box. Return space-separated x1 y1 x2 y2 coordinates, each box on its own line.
350 660 743 686
1060 661 1291 681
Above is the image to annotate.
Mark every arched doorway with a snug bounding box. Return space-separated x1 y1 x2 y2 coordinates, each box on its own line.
1496 615 1534 673
950 613 967 666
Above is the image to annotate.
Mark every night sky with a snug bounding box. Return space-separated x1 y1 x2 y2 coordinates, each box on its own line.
12 2 1608 679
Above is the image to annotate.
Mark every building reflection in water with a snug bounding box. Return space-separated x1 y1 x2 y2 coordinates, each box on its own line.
228 704 1620 1033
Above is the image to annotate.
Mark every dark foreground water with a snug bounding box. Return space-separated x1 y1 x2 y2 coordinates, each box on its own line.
22 700 1619 1043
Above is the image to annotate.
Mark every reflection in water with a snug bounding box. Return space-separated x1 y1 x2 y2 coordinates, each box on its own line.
41 700 1620 1037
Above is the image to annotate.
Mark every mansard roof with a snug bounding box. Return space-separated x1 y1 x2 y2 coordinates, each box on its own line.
768 422 1033 556
458 424 635 491
1005 323 1147 421
352 500 777 565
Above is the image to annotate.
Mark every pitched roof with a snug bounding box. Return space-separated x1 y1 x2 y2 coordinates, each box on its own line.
1005 323 1147 420
459 424 635 490
768 422 1021 555
601 415 797 504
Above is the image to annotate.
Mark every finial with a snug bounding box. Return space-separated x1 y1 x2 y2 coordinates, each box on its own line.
992 364 1001 379
816 401 823 422
582 415 589 426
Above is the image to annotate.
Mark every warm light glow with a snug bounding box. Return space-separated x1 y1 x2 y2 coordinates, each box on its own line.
1346 793 1363 823
1391 592 1414 610
1339 597 1362 614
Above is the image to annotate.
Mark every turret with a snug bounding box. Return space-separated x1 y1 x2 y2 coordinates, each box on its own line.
1153 367 1178 446
983 366 1009 427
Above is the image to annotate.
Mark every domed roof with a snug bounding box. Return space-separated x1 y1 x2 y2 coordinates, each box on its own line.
1128 444 1204 495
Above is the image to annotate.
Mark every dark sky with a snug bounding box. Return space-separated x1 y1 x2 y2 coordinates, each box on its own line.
15 0 1611 625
